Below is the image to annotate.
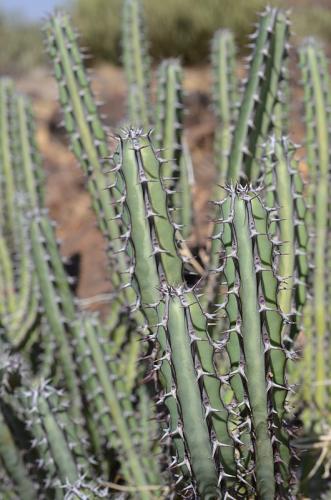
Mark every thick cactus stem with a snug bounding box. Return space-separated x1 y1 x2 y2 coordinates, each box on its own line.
0 410 37 499
299 40 331 410
212 29 238 184
0 81 41 349
227 7 289 182
29 211 81 418
118 129 236 495
44 12 138 317
21 382 90 487
122 0 151 129
217 185 292 496
263 137 308 343
71 316 154 498
155 59 194 238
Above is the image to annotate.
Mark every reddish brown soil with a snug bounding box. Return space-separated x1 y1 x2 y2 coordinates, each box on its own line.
14 60 308 315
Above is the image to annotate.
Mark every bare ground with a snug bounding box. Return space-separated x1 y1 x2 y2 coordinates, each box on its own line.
14 60 307 315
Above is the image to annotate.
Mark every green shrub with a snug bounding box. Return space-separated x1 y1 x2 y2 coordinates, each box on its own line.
71 0 267 63
0 13 44 74
294 5 331 44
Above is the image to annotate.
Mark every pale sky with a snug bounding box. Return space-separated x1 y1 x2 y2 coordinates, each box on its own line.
1 0 69 20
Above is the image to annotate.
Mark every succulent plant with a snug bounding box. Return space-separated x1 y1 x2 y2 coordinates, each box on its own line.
226 7 290 183
298 39 331 416
0 1 330 498
0 81 41 350
211 29 238 186
205 7 290 332
154 58 194 239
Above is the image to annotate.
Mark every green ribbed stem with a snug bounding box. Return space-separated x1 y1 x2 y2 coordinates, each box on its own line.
227 8 289 182
0 410 36 500
155 59 193 238
166 292 218 498
119 130 187 476
119 130 235 494
0 82 40 348
74 317 153 499
218 194 252 468
21 383 91 487
251 193 290 486
299 40 331 410
16 94 44 209
264 138 308 344
29 213 81 419
212 29 238 184
219 186 292 495
122 0 151 129
0 80 16 249
126 131 235 473
233 193 275 499
45 12 137 317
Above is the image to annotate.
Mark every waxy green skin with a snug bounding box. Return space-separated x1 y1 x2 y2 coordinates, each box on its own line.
0 80 16 247
227 8 289 182
232 194 274 500
122 0 151 129
155 59 193 239
218 192 252 467
19 382 108 498
73 318 154 498
212 29 238 185
27 387 81 486
29 213 81 420
119 130 239 496
0 82 40 348
0 410 36 499
119 131 207 486
45 12 141 325
218 186 292 497
16 95 44 208
299 40 330 411
28 201 156 496
263 139 309 473
206 8 289 328
251 193 290 486
264 138 308 343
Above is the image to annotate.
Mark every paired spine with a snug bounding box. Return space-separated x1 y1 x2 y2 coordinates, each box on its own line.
44 12 139 322
122 0 151 130
227 7 290 182
155 59 194 239
263 138 309 344
0 81 40 349
206 9 290 325
299 40 331 412
118 129 235 495
211 29 238 184
29 205 158 495
216 185 292 496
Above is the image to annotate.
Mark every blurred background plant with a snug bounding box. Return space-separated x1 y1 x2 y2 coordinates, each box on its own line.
1 0 331 74
71 0 268 63
0 0 330 497
0 10 44 74
61 0 331 63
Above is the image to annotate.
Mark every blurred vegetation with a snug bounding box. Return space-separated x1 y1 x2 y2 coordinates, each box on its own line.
0 0 330 74
0 11 44 74
294 5 331 44
71 0 331 64
71 0 268 64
